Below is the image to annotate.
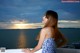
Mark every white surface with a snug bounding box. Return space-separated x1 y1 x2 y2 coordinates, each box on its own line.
0 49 42 53
0 48 80 53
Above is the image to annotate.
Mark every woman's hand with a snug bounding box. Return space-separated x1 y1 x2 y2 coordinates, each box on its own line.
23 48 31 53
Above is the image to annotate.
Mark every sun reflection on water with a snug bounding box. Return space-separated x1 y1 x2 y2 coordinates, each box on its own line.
17 30 26 48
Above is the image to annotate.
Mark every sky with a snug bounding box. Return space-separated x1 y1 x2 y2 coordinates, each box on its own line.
0 0 80 29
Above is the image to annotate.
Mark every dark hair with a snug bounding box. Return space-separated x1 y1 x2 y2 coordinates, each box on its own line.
36 10 58 40
36 10 67 48
44 10 58 28
45 10 58 20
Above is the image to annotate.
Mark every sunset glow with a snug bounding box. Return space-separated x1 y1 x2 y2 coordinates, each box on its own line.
11 20 33 29
13 24 29 29
0 20 80 29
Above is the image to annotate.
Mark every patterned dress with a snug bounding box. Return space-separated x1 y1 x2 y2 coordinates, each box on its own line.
42 38 56 53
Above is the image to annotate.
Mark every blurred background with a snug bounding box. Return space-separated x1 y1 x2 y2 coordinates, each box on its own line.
0 0 80 49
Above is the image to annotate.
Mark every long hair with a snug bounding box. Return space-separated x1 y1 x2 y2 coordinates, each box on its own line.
36 10 61 40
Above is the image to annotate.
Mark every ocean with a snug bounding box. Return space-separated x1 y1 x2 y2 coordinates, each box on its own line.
0 28 80 49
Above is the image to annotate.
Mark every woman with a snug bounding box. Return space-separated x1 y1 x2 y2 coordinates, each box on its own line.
23 10 67 53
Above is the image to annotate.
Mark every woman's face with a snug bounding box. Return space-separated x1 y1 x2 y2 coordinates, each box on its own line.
42 16 48 24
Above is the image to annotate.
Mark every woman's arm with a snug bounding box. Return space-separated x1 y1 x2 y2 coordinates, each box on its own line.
30 28 46 53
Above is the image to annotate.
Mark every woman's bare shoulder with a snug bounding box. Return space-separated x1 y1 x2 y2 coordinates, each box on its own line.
41 28 46 31
45 27 51 29
41 28 48 33
41 27 51 33
44 27 52 31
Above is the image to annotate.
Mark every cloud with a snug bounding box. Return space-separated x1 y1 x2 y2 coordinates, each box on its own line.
0 22 12 29
58 20 80 28
20 12 39 16
0 20 80 29
0 0 80 23
57 10 76 20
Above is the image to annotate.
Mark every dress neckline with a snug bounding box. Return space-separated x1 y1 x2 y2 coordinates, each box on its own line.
44 38 54 40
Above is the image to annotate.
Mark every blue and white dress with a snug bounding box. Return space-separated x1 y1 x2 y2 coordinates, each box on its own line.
42 30 56 53
42 38 56 53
